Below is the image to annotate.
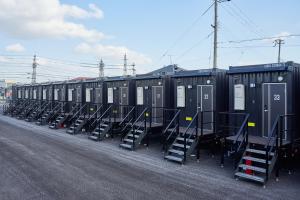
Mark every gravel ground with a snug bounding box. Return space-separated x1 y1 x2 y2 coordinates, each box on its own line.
0 114 299 200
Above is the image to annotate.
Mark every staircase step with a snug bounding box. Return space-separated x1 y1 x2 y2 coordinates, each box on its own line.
168 149 184 155
88 135 99 141
165 155 183 163
238 164 266 173
134 129 144 134
123 139 133 143
120 143 133 149
92 131 100 135
235 172 265 183
128 134 139 138
172 143 190 149
176 137 194 142
242 156 271 164
246 148 275 156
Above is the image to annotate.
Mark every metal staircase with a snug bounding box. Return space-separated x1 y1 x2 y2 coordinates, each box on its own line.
164 111 199 163
234 114 293 185
49 104 79 129
17 101 39 120
88 105 113 141
119 107 148 150
235 143 276 184
36 102 61 125
66 104 87 134
25 101 47 122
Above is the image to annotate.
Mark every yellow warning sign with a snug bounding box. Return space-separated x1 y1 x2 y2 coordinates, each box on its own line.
248 122 255 127
186 117 192 121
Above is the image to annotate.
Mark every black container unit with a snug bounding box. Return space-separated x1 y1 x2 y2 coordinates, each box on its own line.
65 80 85 112
228 62 300 142
83 78 107 110
172 69 228 129
40 83 53 103
134 74 173 125
105 76 135 121
52 81 67 103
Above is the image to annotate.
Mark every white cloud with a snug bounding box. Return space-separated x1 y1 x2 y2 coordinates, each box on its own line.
0 0 105 42
5 43 25 52
74 43 152 67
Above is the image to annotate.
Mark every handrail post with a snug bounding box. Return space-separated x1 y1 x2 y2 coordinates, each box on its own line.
197 112 200 160
184 131 187 163
200 111 203 137
266 150 269 181
276 116 281 180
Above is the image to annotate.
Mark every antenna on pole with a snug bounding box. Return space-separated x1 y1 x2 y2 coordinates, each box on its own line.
99 59 104 79
32 55 37 84
212 0 230 69
132 63 136 76
168 55 173 65
123 54 128 77
274 39 285 63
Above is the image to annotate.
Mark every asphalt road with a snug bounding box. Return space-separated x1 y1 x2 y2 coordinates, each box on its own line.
0 115 299 200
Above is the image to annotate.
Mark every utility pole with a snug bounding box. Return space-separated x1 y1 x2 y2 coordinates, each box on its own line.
212 0 230 69
132 63 136 76
123 54 128 77
274 39 284 63
32 55 37 84
168 55 173 65
99 59 104 78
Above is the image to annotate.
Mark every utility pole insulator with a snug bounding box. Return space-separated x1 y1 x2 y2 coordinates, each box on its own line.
32 55 37 84
99 59 104 79
123 54 128 77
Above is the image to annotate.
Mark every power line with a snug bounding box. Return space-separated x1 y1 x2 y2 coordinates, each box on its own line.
176 31 214 61
155 2 215 64
219 34 300 44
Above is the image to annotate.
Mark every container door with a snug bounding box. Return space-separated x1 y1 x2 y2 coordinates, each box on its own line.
95 87 102 104
262 83 286 139
197 85 214 131
152 86 163 124
120 87 128 118
76 87 82 103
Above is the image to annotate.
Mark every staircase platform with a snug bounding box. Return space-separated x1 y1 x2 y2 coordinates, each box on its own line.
168 126 214 136
131 121 163 128
226 135 290 146
103 118 123 123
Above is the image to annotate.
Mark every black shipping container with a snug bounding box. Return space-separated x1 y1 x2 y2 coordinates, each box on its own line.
105 77 135 119
83 79 107 105
172 69 228 128
228 62 300 142
134 75 173 123
52 81 67 102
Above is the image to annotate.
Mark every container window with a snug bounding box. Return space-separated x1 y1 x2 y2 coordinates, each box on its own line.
42 89 47 100
177 86 185 107
33 89 37 99
107 88 113 103
86 88 92 102
137 87 144 105
68 89 73 102
54 89 59 101
234 84 245 110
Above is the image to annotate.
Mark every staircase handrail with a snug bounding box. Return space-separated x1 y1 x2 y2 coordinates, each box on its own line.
70 104 87 122
119 106 135 126
234 114 250 153
88 104 104 121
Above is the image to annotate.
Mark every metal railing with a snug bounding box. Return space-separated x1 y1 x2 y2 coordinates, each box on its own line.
163 109 180 153
218 112 250 167
264 114 295 182
131 107 148 149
